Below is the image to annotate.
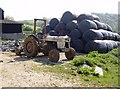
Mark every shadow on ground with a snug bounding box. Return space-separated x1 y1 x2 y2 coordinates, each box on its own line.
13 53 69 66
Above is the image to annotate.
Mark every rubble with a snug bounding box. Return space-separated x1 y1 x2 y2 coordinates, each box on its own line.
0 58 3 62
0 41 23 52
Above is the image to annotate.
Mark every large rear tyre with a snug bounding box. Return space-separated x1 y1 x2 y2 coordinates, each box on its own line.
65 47 76 60
23 36 39 57
48 49 60 63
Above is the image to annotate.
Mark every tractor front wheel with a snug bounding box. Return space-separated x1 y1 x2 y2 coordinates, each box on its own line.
65 47 76 60
48 49 59 63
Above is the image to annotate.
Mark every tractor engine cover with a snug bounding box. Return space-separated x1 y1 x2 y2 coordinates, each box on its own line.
43 35 70 49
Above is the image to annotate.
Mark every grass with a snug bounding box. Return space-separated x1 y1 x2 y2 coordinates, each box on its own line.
32 47 120 87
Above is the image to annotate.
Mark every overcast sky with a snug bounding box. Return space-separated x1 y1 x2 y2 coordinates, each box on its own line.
0 0 119 20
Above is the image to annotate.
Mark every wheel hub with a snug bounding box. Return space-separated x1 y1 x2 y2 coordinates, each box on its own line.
26 42 33 53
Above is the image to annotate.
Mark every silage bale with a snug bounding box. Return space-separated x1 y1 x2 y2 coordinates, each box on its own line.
78 19 97 33
83 29 120 41
61 11 74 24
112 41 118 48
71 39 84 52
107 31 114 40
92 14 100 21
66 21 78 33
106 41 115 51
69 29 82 40
99 29 115 40
49 18 59 29
113 33 120 41
93 20 103 29
72 14 78 20
42 25 52 34
54 21 66 36
82 29 103 42
101 23 107 30
64 29 70 35
84 40 108 53
100 30 109 40
48 30 58 36
117 41 120 46
77 14 94 23
106 24 112 32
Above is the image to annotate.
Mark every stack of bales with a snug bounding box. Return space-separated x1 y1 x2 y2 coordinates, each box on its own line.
44 11 120 53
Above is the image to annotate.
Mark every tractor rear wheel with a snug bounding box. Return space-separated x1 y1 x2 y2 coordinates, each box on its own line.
65 47 76 60
48 49 60 63
23 36 39 57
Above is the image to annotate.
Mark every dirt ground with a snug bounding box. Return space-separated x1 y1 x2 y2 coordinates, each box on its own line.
0 52 83 87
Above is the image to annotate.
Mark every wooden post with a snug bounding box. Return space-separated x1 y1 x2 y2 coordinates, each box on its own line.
33 19 36 35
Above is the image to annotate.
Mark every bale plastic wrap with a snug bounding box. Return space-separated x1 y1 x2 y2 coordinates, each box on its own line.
71 39 84 52
92 14 100 21
105 24 112 32
85 40 107 53
54 22 66 36
42 25 52 34
49 18 59 29
83 29 120 41
77 14 94 23
78 19 97 33
66 21 78 33
69 29 82 40
85 40 120 53
93 20 103 29
83 29 103 42
61 11 74 24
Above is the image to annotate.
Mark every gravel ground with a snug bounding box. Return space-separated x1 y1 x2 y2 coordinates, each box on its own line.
0 52 82 87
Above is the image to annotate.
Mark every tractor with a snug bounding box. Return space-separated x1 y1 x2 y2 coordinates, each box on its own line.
15 19 76 62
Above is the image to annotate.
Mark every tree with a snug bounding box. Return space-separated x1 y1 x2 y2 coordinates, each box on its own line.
4 16 14 21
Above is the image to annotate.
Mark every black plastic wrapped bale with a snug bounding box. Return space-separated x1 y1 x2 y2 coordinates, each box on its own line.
49 18 59 29
54 21 66 36
48 30 58 36
72 14 78 20
93 20 103 29
100 30 120 41
82 29 103 42
66 21 78 33
71 39 84 53
78 19 97 33
112 41 119 48
105 40 118 51
100 30 109 40
85 40 108 53
105 24 112 32
42 25 52 34
92 14 100 21
113 33 120 41
107 31 114 40
83 29 120 41
117 41 120 46
61 11 74 24
64 29 70 35
77 14 94 23
69 29 82 40
101 23 107 30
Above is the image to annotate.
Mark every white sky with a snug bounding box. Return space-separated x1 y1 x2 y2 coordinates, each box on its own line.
0 0 119 20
